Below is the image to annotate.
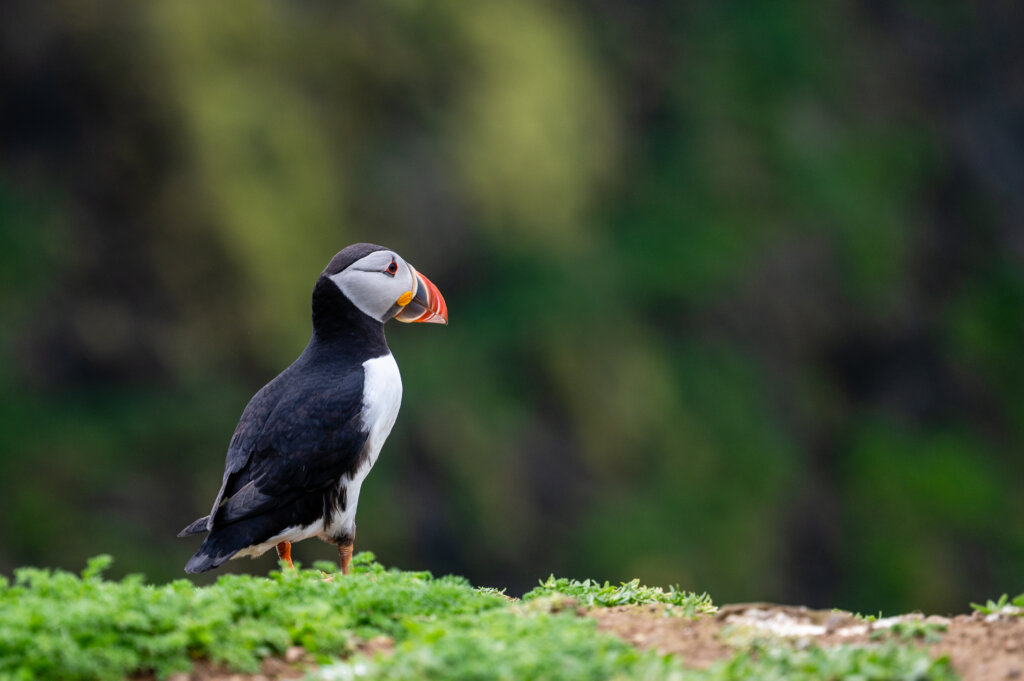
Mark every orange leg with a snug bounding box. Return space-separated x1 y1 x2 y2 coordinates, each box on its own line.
276 541 294 570
338 542 354 575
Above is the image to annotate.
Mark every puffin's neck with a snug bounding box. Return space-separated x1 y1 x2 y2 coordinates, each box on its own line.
309 277 389 360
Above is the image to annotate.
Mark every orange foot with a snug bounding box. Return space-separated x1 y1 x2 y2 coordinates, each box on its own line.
276 541 295 570
339 542 354 575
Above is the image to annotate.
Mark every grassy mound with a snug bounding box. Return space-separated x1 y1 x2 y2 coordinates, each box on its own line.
0 555 959 681
1 554 503 679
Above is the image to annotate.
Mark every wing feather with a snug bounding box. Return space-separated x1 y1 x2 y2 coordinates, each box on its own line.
205 359 368 530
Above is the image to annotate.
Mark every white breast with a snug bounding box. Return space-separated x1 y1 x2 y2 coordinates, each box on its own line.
323 352 403 539
360 353 404 456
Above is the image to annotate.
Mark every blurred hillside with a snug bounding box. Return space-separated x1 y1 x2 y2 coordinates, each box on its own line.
1 1 1022 614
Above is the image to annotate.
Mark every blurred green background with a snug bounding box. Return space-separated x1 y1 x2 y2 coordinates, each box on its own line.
1 1 1022 615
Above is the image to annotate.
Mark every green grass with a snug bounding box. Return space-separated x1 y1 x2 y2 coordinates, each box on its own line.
870 619 947 644
317 609 672 681
316 619 956 681
523 576 716 617
0 553 505 680
0 555 961 681
970 592 1024 616
684 642 957 681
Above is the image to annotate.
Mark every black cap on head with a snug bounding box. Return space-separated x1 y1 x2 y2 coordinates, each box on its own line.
321 243 389 278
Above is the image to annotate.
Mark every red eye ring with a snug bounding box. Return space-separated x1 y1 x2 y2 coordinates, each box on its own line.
385 261 398 276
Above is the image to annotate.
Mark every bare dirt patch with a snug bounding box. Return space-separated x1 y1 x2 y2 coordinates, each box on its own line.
592 604 1024 681
590 605 733 669
905 614 1022 681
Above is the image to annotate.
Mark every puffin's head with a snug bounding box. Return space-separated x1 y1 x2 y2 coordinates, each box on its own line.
322 243 448 325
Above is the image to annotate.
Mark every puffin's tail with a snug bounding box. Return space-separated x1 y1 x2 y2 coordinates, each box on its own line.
177 515 210 537
180 515 229 573
178 514 231 573
184 548 227 574
181 505 297 573
182 517 276 574
183 531 243 574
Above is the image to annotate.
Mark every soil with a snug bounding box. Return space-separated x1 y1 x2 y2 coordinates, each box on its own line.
589 604 733 669
592 604 1024 681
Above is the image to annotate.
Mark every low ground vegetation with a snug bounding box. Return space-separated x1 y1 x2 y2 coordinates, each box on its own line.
0 555 1019 681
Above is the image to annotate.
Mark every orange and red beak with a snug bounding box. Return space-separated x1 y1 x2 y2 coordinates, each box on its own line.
394 266 448 325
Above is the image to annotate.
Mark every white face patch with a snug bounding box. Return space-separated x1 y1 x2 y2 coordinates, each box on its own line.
328 250 418 322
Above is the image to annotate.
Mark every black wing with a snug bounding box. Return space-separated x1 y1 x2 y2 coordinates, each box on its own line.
204 359 368 532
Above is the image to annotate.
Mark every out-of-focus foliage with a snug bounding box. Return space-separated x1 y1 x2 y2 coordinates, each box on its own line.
1 0 1022 614
970 593 1024 617
321 608 667 681
1 553 957 681
0 553 507 680
677 642 957 681
319 613 957 681
524 576 715 617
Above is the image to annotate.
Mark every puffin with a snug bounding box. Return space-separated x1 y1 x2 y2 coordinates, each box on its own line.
178 243 447 575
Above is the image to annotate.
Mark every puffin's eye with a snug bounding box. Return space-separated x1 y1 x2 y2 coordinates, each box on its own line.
385 260 398 276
